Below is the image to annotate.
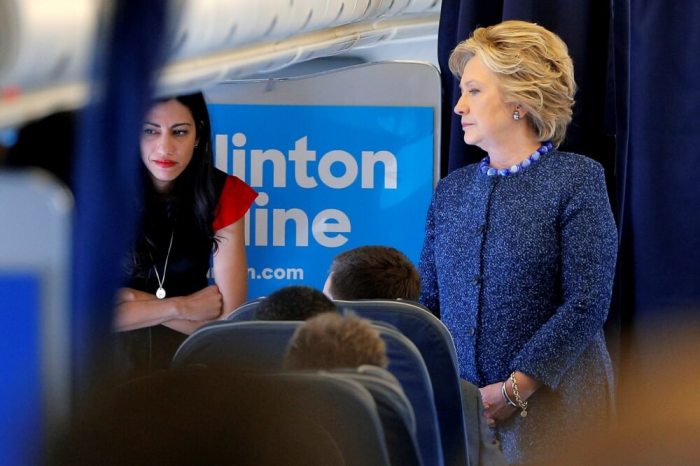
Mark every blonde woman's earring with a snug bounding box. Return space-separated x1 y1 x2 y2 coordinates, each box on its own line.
513 110 521 121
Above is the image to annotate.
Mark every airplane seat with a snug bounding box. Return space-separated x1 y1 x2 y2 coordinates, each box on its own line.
262 370 392 466
378 323 444 466
171 320 298 372
324 366 423 465
336 299 469 466
171 318 443 466
225 297 265 322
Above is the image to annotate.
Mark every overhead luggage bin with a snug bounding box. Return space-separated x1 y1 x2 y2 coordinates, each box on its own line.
0 0 441 129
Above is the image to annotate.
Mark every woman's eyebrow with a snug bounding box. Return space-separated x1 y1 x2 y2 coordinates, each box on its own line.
142 121 192 127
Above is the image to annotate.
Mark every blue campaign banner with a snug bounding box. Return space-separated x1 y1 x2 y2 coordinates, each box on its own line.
209 104 434 298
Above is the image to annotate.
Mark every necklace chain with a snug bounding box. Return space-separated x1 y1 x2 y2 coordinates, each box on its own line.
149 231 174 299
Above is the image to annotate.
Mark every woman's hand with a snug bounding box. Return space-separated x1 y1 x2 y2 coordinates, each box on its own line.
175 285 223 321
479 382 517 427
480 372 542 426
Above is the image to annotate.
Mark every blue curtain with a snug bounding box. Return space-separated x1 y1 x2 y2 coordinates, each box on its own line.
616 0 700 389
623 0 700 321
71 0 169 390
438 0 700 397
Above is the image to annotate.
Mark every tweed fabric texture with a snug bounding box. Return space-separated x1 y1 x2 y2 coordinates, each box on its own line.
419 150 618 464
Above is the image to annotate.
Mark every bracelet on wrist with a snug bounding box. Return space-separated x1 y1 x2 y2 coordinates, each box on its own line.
510 371 528 418
501 381 517 408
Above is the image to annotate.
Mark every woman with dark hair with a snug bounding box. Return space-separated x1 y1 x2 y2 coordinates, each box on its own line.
114 92 257 376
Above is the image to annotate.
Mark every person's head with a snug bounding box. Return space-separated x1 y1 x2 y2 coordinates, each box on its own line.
323 245 420 301
283 313 388 370
140 92 214 194
256 285 339 321
449 20 576 149
129 93 217 280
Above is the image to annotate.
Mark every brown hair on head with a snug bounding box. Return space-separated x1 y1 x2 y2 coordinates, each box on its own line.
283 313 388 370
328 245 420 301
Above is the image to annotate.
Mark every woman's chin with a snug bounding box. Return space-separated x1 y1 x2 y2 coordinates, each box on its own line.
463 135 479 147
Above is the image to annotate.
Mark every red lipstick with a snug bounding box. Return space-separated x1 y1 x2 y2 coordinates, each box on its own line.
154 160 176 168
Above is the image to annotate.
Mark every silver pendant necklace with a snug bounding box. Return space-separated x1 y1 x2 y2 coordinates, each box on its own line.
149 230 174 299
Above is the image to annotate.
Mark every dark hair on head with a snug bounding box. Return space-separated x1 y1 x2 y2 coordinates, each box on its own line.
128 92 218 279
283 313 388 370
328 245 420 301
256 286 338 321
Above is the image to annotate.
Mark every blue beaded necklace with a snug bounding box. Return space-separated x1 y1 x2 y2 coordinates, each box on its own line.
479 141 554 177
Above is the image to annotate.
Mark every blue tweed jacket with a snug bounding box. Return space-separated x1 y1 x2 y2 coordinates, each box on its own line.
419 150 618 464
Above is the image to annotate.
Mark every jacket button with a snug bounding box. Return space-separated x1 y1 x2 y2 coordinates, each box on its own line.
473 275 483 285
468 326 476 336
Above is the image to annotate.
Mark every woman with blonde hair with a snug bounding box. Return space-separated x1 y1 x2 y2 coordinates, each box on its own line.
419 20 617 464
